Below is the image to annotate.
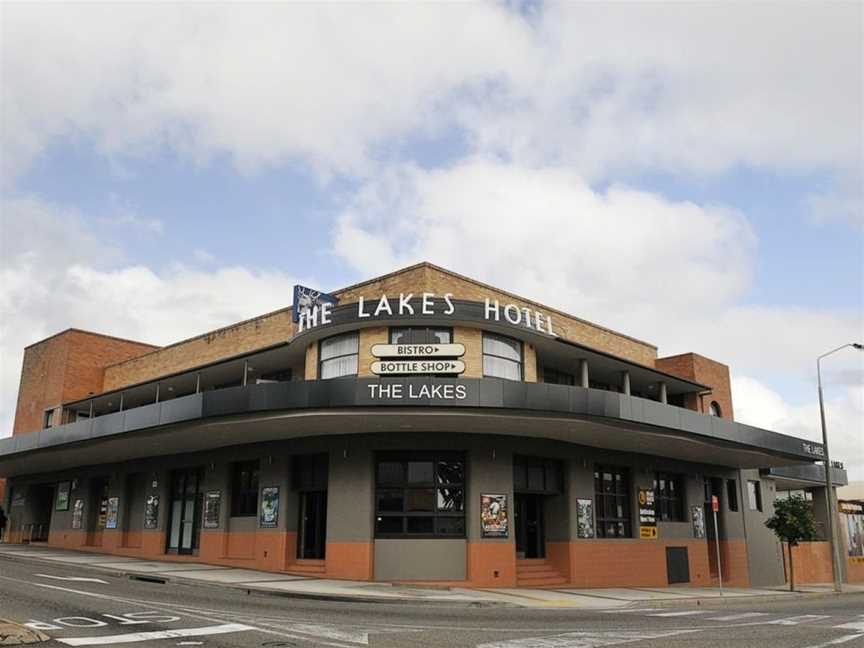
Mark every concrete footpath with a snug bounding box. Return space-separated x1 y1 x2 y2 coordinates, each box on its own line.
0 544 860 610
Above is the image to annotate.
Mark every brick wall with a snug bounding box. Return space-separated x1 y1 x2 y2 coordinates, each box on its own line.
12 330 157 436
655 352 734 420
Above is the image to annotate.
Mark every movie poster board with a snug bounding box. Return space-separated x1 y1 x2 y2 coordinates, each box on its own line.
481 494 508 538
144 495 159 529
105 497 120 529
576 498 595 538
260 487 279 528
204 491 222 529
691 505 706 539
56 481 71 511
71 499 85 529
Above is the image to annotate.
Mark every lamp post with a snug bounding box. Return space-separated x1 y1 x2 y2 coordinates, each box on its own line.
817 342 863 593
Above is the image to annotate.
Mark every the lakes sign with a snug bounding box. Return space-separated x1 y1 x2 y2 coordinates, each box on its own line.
295 289 556 337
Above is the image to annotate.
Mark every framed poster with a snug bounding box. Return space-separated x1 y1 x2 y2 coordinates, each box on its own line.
71 499 84 529
144 495 159 529
56 481 71 511
691 505 706 539
576 498 594 538
105 497 120 529
260 487 279 528
480 494 508 538
204 491 222 529
638 488 657 539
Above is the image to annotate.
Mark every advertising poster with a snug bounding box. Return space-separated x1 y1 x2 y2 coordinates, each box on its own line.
204 491 222 529
638 488 657 539
841 503 863 559
481 494 508 538
144 495 159 529
691 505 706 539
576 498 595 538
260 487 279 528
71 499 84 529
56 481 71 511
105 496 120 529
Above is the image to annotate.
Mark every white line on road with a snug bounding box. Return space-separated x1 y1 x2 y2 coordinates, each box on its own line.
55 623 255 646
766 615 832 625
834 620 864 632
710 613 770 621
647 611 709 617
798 634 864 648
476 629 699 648
34 574 109 584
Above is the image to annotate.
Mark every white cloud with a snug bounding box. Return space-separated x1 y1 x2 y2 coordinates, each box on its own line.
332 158 864 477
0 197 310 439
2 3 860 184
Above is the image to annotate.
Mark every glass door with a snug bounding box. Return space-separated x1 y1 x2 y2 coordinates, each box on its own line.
298 491 327 560
167 468 203 555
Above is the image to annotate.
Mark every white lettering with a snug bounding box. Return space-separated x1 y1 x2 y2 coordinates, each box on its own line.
547 315 554 335
357 296 371 318
422 292 434 315
398 293 414 315
443 293 455 315
320 302 332 325
374 295 393 317
535 311 544 332
485 298 500 321
25 620 62 630
504 304 521 325
522 308 533 329
55 617 108 628
122 612 182 623
455 384 467 399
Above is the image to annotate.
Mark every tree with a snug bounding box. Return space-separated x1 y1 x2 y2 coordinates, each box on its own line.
764 495 818 591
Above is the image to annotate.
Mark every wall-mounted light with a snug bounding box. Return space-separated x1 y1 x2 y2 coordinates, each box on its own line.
342 449 349 459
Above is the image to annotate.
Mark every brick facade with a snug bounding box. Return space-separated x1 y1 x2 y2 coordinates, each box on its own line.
655 352 734 420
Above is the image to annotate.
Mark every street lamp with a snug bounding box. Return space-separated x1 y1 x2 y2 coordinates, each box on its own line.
817 342 863 593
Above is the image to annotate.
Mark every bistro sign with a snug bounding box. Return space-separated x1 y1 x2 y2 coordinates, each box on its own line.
371 343 465 358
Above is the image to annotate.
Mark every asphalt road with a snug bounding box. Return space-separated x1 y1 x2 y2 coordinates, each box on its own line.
0 556 862 648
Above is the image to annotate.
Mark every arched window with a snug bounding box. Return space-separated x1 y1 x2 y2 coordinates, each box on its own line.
708 401 722 417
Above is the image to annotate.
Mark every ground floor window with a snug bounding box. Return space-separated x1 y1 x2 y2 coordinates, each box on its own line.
653 472 685 522
375 452 465 538
594 465 632 538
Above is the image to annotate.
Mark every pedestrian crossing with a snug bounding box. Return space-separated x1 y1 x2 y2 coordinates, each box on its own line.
603 608 864 631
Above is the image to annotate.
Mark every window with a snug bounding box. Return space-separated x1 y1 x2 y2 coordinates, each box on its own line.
319 332 359 379
747 480 762 512
482 332 523 381
542 368 575 386
231 460 260 517
375 452 465 538
43 409 54 429
594 465 632 538
513 456 562 494
727 479 739 512
654 472 685 522
390 327 452 345
708 401 722 417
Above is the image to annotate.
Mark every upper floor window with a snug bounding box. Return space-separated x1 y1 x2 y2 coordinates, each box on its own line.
319 332 359 379
747 480 762 512
482 332 522 381
390 327 452 345
653 472 685 522
727 479 739 512
708 401 722 417
231 460 260 517
43 409 54 429
541 367 575 386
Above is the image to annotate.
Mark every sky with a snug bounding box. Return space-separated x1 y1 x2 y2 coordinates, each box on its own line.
1 3 862 478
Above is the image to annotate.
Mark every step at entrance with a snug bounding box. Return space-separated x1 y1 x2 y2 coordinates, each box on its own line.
286 559 326 575
516 558 567 587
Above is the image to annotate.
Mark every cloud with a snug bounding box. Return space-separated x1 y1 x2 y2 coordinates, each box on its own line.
0 196 309 439
2 3 860 185
332 158 864 477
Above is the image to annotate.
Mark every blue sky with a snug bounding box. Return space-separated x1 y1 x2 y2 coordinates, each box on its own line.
1 3 862 476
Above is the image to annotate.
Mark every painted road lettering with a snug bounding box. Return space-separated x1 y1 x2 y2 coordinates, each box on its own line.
26 611 181 630
34 574 109 584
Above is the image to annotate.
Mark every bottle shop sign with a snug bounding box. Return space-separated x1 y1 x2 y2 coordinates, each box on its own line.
372 359 466 376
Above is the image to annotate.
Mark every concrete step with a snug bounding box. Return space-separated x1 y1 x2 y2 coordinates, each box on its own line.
517 575 569 587
286 560 326 574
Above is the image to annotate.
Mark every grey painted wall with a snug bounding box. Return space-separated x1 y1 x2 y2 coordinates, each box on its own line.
374 539 466 580
740 469 786 587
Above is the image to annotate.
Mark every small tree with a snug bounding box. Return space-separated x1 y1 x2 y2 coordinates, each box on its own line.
765 495 818 591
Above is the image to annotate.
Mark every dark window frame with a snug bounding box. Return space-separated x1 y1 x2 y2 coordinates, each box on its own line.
726 479 739 512
653 472 686 522
231 460 260 517
482 332 524 381
540 367 575 386
318 332 359 380
43 408 54 429
513 455 563 494
375 451 466 539
594 464 632 538
388 326 453 345
747 480 762 512
709 401 722 417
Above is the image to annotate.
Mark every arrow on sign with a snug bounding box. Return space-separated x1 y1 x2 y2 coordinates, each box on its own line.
34 574 109 584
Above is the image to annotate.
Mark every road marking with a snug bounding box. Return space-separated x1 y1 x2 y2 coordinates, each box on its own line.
833 620 864 632
766 615 831 625
34 574 109 584
647 610 708 617
55 623 255 646
477 629 698 648
799 635 864 648
601 608 661 614
710 612 769 621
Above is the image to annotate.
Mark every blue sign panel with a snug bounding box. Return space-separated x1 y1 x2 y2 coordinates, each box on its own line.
292 284 338 323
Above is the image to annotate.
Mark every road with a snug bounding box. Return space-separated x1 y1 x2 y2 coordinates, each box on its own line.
0 556 862 648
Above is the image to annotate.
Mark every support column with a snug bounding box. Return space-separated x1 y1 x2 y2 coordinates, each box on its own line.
659 382 668 404
622 371 631 396
579 359 589 388
242 360 249 387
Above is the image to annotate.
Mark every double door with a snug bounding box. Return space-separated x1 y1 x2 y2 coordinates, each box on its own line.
297 491 327 560
515 493 545 559
167 468 203 555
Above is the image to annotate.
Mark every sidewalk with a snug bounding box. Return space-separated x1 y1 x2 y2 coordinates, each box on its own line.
1 544 860 610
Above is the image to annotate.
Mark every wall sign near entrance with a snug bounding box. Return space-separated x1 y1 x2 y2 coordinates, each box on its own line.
638 488 657 539
203 491 221 529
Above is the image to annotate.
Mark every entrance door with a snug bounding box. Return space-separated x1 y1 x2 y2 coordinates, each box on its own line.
167 468 203 555
297 491 327 560
515 494 544 559
87 477 109 546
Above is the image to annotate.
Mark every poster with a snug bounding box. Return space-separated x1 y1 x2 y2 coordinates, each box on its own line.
576 498 594 538
71 499 84 529
144 494 159 529
56 481 71 511
638 488 657 539
691 505 706 539
481 494 508 538
105 496 120 529
260 487 279 528
204 491 222 529
841 502 863 558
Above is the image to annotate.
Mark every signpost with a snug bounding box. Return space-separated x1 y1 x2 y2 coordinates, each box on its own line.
711 495 723 594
